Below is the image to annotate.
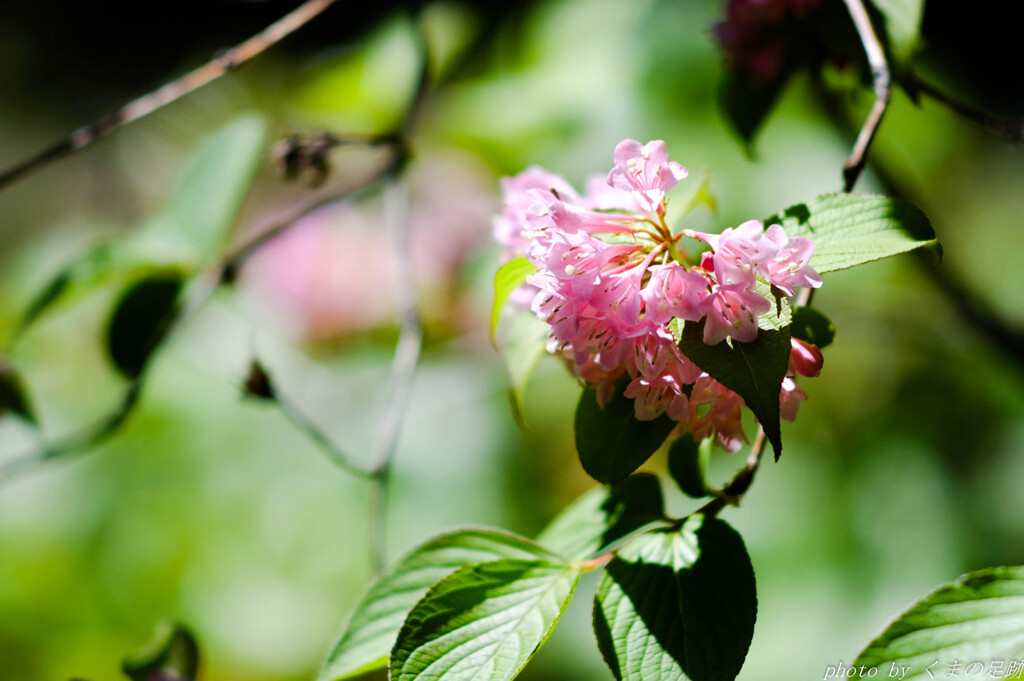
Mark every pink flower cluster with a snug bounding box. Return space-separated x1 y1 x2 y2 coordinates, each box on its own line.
495 139 823 451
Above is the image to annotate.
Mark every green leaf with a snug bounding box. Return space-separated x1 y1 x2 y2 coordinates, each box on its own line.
575 380 677 484
0 362 35 424
790 306 835 349
318 528 556 681
492 256 536 344
765 193 939 274
668 435 711 499
855 566 1024 679
106 273 185 379
868 0 925 64
678 289 792 460
391 559 581 681
163 114 266 263
536 474 665 561
720 71 791 147
501 308 549 425
122 621 199 681
593 515 757 681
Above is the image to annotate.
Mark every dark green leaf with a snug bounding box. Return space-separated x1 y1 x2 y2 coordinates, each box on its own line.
764 193 939 273
0 362 35 424
790 306 835 349
318 528 556 681
720 71 791 148
491 256 535 344
575 381 676 484
122 621 198 681
855 566 1024 679
593 515 757 681
391 559 580 681
536 473 665 561
678 312 791 460
106 273 185 379
668 435 710 499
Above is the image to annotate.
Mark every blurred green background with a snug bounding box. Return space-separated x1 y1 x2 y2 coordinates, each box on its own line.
2 1 1023 680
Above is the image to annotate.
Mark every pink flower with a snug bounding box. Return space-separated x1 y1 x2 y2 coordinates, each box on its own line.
763 224 822 295
688 375 747 451
780 376 807 421
712 219 779 287
701 282 773 344
641 264 709 326
625 373 689 421
788 337 823 377
494 167 581 257
607 139 688 212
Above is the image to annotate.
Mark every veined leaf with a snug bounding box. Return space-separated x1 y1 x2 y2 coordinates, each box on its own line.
391 559 580 681
492 256 535 344
593 515 757 681
855 566 1024 680
575 380 676 484
536 473 665 561
764 193 939 274
318 528 556 681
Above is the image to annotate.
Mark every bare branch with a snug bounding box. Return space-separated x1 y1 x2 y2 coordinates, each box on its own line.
841 0 891 192
0 0 339 192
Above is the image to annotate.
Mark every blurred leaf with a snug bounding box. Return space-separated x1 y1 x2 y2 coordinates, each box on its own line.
668 435 711 499
575 381 676 484
319 528 556 681
868 0 925 64
536 473 665 561
122 621 198 681
492 256 536 344
764 194 939 273
161 114 267 263
0 362 35 424
503 309 549 425
390 559 580 681
720 71 791 148
106 273 185 379
678 286 792 460
790 306 836 349
593 516 757 681
855 566 1024 677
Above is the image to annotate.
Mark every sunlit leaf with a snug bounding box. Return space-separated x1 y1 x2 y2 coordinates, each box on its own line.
106 273 185 379
575 380 676 484
536 473 665 561
593 516 757 681
390 559 580 681
869 0 925 64
855 566 1024 680
502 308 549 425
492 256 536 344
319 528 556 681
122 621 198 681
764 193 939 274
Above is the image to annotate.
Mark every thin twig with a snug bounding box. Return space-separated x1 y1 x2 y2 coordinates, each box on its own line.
841 0 891 192
915 77 1024 141
0 0 339 192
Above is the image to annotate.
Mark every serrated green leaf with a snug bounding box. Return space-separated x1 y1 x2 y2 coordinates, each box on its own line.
791 306 835 349
575 380 677 484
668 435 711 499
492 256 536 344
391 558 580 681
163 114 266 263
593 515 757 681
318 528 556 681
869 0 924 64
536 474 665 561
765 193 939 274
122 621 198 681
678 311 791 460
106 273 185 379
0 362 35 424
855 566 1024 680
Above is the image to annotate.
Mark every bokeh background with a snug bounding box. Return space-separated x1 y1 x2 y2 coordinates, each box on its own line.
1 1 1023 680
